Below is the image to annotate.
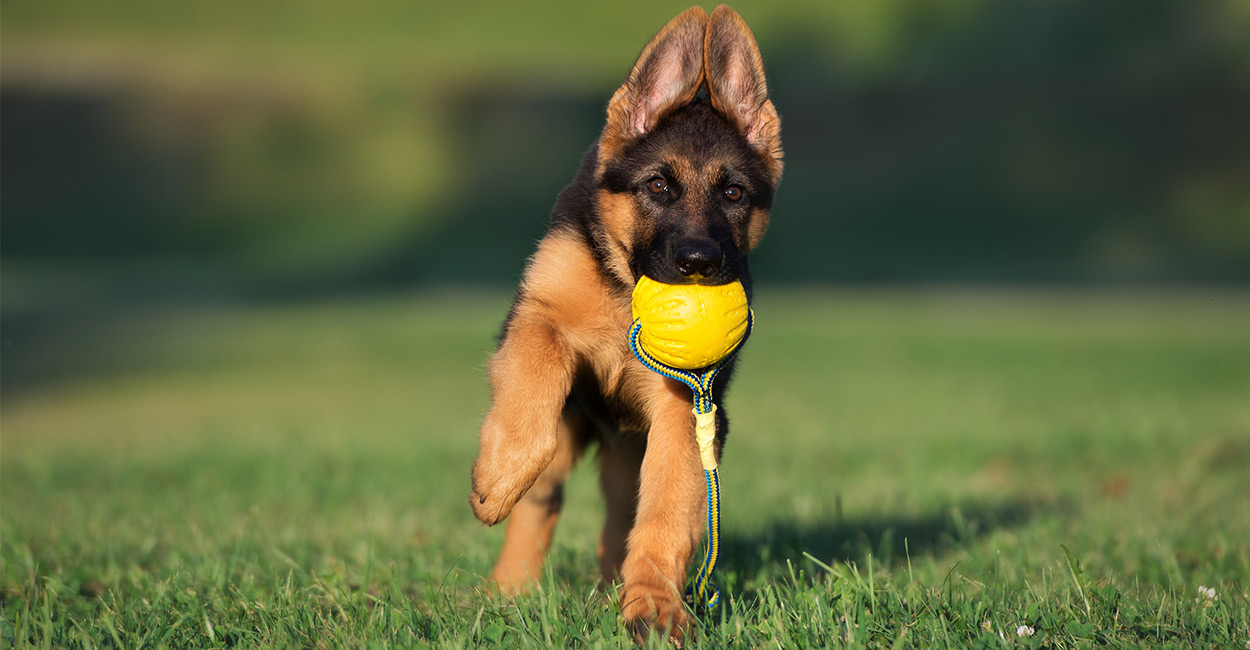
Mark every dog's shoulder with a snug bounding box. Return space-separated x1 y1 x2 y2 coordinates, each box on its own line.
545 144 629 294
502 158 629 346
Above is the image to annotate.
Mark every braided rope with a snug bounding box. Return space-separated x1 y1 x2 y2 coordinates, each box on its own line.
627 310 753 609
691 467 722 607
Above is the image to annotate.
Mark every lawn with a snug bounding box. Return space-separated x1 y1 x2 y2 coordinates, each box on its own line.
2 288 1248 648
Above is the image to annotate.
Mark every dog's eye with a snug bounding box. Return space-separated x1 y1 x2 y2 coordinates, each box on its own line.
647 177 668 194
724 185 743 202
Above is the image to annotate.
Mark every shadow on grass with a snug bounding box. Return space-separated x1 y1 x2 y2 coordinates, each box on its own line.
719 497 1064 578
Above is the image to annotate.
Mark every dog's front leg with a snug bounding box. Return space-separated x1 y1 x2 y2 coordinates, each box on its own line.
620 377 705 643
470 315 575 527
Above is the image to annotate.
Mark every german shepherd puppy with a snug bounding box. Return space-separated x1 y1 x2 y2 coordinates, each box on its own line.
470 5 781 640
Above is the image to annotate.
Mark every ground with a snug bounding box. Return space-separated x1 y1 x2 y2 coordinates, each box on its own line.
2 288 1248 648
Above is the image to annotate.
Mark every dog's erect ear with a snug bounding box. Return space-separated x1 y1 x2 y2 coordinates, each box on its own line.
705 5 782 170
602 6 708 154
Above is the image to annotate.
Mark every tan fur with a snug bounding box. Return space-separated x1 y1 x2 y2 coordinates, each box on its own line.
471 231 644 518
596 191 643 286
470 235 599 526
748 206 771 252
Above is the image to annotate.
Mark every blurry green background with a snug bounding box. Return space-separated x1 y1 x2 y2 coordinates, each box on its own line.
3 0 1250 387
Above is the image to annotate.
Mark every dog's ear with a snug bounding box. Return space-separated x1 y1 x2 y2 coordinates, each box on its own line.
705 5 782 171
602 6 708 154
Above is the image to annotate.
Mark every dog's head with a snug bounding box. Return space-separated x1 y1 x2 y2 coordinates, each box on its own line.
595 5 782 289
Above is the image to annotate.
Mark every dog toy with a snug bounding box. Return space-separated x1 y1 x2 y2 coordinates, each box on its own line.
630 276 750 371
628 276 753 609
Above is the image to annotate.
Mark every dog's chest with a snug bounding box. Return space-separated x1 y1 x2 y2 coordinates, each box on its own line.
566 342 657 435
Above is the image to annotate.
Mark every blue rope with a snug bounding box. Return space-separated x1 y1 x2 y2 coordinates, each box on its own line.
691 467 721 607
627 310 753 609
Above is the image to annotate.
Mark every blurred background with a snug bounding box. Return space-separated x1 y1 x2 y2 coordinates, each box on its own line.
4 7 1250 642
3 0 1249 389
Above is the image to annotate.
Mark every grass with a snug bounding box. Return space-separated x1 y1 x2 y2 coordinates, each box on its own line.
2 288 1249 648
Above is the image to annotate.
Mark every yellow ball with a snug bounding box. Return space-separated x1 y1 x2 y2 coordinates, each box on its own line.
631 276 750 370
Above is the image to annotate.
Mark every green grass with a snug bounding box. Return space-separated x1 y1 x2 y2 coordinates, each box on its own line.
3 288 1249 648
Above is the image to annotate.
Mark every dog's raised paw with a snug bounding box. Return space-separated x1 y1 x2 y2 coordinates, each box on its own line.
470 415 561 525
468 468 531 526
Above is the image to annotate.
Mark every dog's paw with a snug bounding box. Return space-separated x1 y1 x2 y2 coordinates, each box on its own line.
468 470 528 526
470 413 560 526
622 587 689 647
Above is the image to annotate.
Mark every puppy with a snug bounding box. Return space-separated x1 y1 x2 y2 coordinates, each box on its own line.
470 5 782 641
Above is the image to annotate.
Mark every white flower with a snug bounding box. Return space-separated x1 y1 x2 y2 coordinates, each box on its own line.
1195 585 1218 605
1016 625 1035 637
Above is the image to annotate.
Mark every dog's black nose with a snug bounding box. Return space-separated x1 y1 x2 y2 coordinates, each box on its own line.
674 243 722 279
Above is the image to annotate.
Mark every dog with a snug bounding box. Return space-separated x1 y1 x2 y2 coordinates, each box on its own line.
469 5 782 641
